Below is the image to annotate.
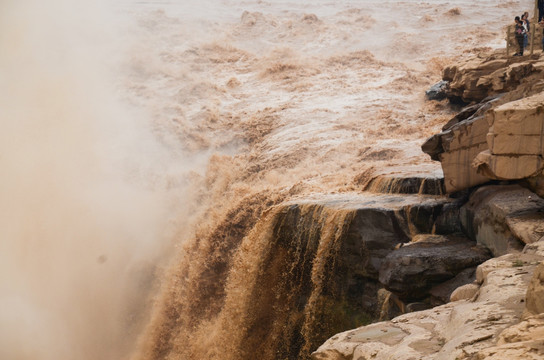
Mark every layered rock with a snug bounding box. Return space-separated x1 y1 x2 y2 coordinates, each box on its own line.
474 92 544 181
312 252 544 360
423 52 544 193
378 235 490 301
460 184 544 256
422 114 490 193
443 53 543 104
313 52 544 360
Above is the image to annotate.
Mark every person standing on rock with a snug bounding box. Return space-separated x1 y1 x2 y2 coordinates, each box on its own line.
514 16 526 56
522 12 530 49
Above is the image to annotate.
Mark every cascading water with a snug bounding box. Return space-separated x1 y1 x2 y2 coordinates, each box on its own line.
2 0 532 359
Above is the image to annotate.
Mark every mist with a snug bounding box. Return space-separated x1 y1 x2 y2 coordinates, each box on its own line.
0 1 187 359
0 0 532 359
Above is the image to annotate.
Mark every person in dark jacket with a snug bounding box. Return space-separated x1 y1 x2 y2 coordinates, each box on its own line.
514 16 526 56
539 0 544 22
522 12 530 49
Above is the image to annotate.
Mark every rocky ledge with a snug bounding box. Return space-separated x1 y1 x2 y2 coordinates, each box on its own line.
312 51 544 359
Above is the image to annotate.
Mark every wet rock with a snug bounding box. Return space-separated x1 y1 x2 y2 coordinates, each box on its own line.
460 185 544 256
378 235 490 301
332 194 455 279
425 80 449 100
364 174 445 195
239 193 457 359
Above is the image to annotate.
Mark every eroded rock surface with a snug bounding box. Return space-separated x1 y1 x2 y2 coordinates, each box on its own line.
378 235 490 301
460 184 544 256
312 253 544 360
422 51 544 193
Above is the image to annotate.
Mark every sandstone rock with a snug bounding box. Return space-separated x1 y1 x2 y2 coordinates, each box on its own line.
460 185 544 256
523 239 544 257
313 255 539 360
422 115 490 193
465 314 544 360
472 92 544 182
473 150 544 180
378 235 490 301
475 253 543 284
444 53 540 103
487 92 544 135
482 91 544 157
450 283 479 302
486 133 544 156
526 262 544 315
441 94 503 131
425 55 544 193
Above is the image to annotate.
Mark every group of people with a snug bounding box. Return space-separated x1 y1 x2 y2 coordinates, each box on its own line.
513 8 544 56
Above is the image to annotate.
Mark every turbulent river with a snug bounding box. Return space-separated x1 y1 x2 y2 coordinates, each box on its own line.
0 0 534 359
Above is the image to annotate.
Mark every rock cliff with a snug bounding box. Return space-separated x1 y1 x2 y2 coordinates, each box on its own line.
422 51 544 194
313 51 544 359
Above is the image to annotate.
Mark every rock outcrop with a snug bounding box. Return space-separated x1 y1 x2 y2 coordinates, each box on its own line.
474 92 544 181
313 51 544 360
459 184 544 256
422 51 544 193
312 252 544 360
378 235 490 301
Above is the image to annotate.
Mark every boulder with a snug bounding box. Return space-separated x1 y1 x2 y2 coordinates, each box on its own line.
460 185 544 256
425 80 449 100
450 283 479 302
378 235 490 301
